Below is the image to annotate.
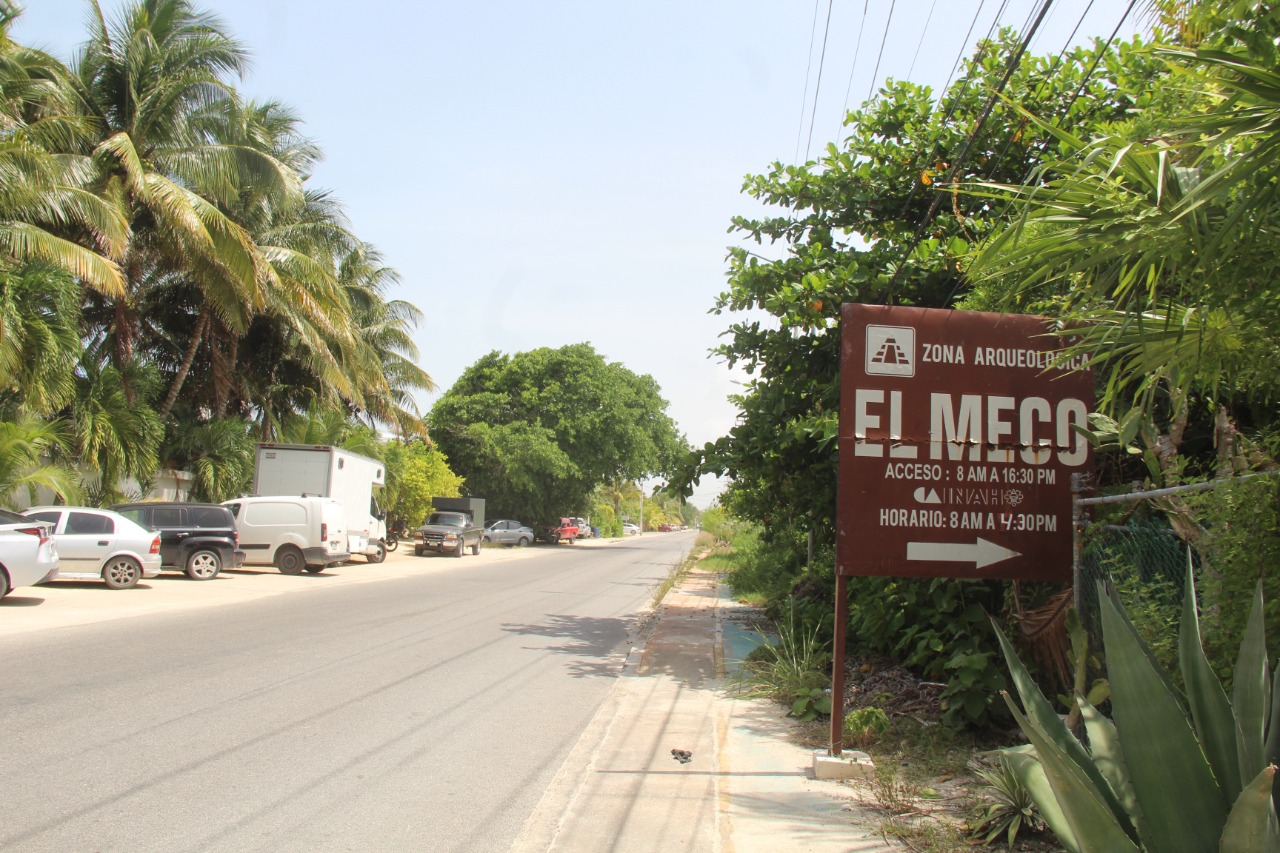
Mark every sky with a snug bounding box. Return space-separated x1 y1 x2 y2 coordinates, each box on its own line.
13 0 1145 507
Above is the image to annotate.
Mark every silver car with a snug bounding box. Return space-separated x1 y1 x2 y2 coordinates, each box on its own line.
483 519 535 547
0 508 59 598
23 506 162 589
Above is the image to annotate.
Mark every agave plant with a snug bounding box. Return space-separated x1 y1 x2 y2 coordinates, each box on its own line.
992 566 1279 852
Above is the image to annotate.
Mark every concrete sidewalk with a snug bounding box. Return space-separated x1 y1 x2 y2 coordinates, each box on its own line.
511 567 898 852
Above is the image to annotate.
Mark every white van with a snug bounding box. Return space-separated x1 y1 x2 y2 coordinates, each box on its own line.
222 496 349 574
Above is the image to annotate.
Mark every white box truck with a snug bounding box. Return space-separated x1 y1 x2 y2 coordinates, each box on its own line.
252 444 388 562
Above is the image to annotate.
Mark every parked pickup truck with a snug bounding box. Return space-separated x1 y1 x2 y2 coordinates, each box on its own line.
413 511 483 557
538 517 579 544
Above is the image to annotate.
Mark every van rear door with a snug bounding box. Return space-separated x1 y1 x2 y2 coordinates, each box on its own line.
321 499 349 563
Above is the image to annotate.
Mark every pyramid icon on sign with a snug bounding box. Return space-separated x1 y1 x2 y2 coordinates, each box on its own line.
865 324 915 377
871 337 910 366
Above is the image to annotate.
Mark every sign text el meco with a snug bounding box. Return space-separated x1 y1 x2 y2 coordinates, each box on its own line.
837 304 1094 582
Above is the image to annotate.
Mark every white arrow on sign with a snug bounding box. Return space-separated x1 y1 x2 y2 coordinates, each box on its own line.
906 538 1022 569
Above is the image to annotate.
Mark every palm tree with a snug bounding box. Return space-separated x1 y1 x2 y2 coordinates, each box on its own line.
71 357 163 503
0 4 126 293
335 242 435 438
0 414 81 508
165 415 253 502
967 46 1280 416
70 0 300 378
0 263 82 415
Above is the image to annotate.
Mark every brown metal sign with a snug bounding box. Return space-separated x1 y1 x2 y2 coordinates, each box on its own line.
837 304 1093 580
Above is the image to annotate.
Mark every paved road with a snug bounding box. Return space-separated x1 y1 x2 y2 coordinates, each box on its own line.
0 532 696 852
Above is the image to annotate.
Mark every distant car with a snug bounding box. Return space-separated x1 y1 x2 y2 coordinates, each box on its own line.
622 523 640 536
22 506 161 589
112 502 246 580
484 519 534 547
658 523 675 532
571 517 592 539
0 508 59 598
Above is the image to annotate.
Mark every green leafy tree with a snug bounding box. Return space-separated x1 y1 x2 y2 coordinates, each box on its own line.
381 440 462 528
687 28 1169 726
428 344 685 523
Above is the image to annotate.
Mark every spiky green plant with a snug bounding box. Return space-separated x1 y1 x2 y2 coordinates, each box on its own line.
967 753 1046 849
992 564 1279 852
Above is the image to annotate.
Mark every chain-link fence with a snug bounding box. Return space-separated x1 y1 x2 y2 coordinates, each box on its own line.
1071 472 1278 652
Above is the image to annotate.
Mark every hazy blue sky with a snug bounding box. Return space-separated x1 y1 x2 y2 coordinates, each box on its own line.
13 1 1143 506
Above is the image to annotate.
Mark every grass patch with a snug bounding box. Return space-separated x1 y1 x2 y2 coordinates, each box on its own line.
651 551 695 607
698 552 734 572
880 817 969 853
870 716 977 780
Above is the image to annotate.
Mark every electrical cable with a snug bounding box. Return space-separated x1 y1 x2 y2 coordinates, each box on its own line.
886 0 1057 303
795 0 823 164
836 0 871 142
892 0 1011 224
938 0 1139 308
981 0 1096 183
864 0 897 104
906 0 940 81
804 0 836 162
942 0 991 96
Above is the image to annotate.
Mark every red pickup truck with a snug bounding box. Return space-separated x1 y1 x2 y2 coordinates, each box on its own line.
541 517 579 544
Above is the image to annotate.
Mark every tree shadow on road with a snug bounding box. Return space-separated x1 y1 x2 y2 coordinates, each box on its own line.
500 613 640 679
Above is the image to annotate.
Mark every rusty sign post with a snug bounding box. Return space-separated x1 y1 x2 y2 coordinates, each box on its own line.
829 305 1093 754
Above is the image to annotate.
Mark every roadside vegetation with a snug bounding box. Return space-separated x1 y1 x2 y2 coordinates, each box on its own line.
693 2 1280 848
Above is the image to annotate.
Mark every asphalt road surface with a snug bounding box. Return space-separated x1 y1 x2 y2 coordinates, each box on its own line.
0 531 696 852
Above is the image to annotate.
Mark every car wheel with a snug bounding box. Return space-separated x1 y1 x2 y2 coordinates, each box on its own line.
185 548 222 580
102 556 141 589
517 536 530 547
276 545 305 575
368 541 386 564
471 539 480 555
0 570 10 598
304 565 325 574
454 539 465 558
414 545 424 557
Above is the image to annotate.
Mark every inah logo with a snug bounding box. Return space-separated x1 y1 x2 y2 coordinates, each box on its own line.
865 325 915 377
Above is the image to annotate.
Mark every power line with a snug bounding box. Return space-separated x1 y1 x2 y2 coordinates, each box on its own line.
939 0 1138 308
886 0 1058 303
795 0 823 164
836 0 870 142
804 0 836 162
892 0 1011 224
943 0 992 96
981 0 1096 182
865 0 897 104
906 0 940 81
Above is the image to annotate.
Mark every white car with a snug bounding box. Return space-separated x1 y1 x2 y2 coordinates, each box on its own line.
23 506 161 589
622 523 640 536
0 507 59 598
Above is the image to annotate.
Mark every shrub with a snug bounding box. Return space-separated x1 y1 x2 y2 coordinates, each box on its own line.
843 706 891 750
994 565 1279 852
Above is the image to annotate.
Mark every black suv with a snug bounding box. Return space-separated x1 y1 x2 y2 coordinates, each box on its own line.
111 502 245 581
